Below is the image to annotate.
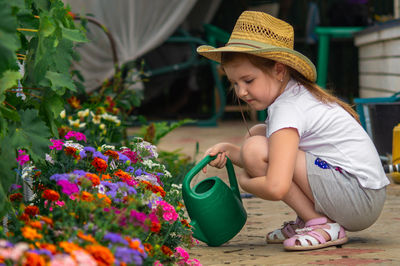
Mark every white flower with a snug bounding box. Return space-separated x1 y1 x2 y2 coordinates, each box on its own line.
60 109 66 119
101 144 115 151
68 119 86 128
45 153 54 164
90 111 101 124
101 113 120 124
64 140 84 151
99 123 106 130
77 108 90 118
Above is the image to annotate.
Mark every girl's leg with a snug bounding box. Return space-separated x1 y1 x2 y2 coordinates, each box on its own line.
240 135 330 222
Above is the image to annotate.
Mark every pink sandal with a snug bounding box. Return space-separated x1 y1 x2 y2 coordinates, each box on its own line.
266 217 305 244
283 217 348 251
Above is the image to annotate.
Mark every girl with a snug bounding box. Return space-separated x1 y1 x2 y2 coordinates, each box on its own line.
196 11 389 251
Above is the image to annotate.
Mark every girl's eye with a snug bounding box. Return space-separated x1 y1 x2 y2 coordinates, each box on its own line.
245 79 253 84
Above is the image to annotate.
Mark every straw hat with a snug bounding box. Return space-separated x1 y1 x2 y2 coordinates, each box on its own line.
197 11 317 82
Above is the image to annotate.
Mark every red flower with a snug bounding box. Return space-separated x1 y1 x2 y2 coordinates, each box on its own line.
150 222 161 233
42 189 60 201
161 245 173 256
84 173 101 187
91 157 108 172
104 150 119 160
24 206 39 216
9 193 23 202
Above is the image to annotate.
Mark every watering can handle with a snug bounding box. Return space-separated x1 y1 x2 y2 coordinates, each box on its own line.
183 154 242 201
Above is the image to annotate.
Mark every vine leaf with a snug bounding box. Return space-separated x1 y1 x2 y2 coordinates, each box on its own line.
9 109 51 162
0 136 17 218
45 71 76 93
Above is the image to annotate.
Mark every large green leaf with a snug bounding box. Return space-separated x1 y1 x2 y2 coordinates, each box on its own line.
42 92 64 136
0 70 22 94
0 136 17 218
9 109 51 162
45 71 76 92
0 1 20 74
61 27 88 42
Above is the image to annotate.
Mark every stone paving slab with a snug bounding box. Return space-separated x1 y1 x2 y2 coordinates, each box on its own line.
132 121 400 265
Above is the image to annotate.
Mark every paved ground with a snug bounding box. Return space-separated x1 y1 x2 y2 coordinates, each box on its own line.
134 121 400 265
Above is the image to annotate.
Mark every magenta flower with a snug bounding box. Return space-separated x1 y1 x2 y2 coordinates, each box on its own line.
155 200 178 223
64 131 87 142
16 150 30 166
57 179 79 195
49 139 64 150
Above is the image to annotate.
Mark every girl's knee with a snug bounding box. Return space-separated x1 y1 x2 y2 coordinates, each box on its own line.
241 135 268 175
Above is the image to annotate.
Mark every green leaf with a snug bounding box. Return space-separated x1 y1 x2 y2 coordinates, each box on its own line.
9 109 51 162
61 27 88 42
0 104 20 122
39 15 56 37
0 70 22 94
0 1 20 74
42 92 64 136
0 136 17 218
45 71 76 92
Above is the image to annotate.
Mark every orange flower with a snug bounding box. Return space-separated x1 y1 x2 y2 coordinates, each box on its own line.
9 193 23 202
59 241 82 254
21 226 43 241
39 216 53 227
104 150 119 160
81 191 94 202
22 252 45 266
114 169 132 182
91 157 108 172
97 193 111 206
36 243 57 254
24 206 39 216
28 221 42 230
67 96 81 109
64 146 80 160
101 174 112 181
143 243 154 256
77 231 97 244
85 245 115 266
84 173 101 186
42 189 60 201
128 239 144 254
181 219 191 228
161 245 173 256
152 185 166 197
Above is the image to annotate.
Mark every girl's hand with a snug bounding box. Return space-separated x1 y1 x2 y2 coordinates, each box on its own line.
202 145 228 173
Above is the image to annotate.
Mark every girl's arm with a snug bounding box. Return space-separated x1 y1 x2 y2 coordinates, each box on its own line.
238 127 300 200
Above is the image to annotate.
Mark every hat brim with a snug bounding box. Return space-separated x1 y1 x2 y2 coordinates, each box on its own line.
197 44 317 82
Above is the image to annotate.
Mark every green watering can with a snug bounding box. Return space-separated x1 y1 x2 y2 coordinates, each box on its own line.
182 155 247 246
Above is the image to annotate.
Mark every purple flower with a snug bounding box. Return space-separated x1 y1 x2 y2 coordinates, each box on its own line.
79 149 87 159
72 170 87 177
125 166 135 173
50 173 70 182
118 153 130 163
57 180 79 195
93 151 108 161
114 246 145 265
9 184 22 192
104 232 128 245
84 146 96 153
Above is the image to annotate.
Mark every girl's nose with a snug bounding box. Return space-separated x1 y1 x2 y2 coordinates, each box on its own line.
236 85 247 98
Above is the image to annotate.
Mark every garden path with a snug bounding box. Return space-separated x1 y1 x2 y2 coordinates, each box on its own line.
131 121 400 265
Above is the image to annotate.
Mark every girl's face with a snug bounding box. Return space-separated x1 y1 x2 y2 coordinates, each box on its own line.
223 56 284 111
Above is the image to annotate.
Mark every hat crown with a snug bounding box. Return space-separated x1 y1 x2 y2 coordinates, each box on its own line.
229 11 294 49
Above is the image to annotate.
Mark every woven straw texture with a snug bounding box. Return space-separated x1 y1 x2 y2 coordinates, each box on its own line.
197 11 317 82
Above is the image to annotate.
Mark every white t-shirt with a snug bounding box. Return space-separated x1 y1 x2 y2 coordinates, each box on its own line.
266 79 390 189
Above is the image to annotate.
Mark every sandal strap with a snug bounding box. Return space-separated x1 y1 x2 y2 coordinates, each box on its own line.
267 216 305 241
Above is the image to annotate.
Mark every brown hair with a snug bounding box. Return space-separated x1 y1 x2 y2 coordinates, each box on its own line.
221 52 360 123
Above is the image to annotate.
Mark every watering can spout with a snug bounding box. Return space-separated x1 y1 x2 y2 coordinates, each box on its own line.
190 220 208 243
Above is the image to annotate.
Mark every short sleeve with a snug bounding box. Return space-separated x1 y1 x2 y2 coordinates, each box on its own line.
266 102 305 137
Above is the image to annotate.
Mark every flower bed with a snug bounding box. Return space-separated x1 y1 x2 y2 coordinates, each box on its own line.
1 132 200 265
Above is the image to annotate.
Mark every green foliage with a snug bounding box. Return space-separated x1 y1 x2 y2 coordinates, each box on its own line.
0 0 87 218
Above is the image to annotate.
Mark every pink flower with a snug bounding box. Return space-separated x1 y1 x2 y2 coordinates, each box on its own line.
49 139 64 150
50 254 77 266
175 246 189 262
155 200 178 223
55 200 65 207
57 180 79 195
16 150 30 166
154 261 163 266
71 250 97 266
120 148 140 164
64 131 87 142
